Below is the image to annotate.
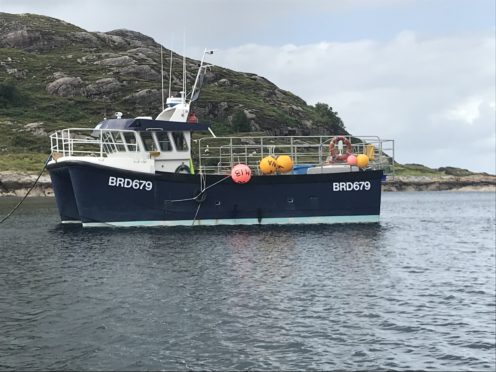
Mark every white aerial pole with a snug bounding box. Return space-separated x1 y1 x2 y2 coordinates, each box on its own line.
182 32 186 102
168 47 173 98
160 45 164 111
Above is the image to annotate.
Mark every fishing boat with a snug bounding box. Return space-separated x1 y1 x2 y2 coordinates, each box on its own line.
46 50 395 227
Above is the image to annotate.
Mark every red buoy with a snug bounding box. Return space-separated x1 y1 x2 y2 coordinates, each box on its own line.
231 164 252 184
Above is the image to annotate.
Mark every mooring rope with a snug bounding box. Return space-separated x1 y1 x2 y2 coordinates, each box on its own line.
191 174 232 226
162 173 231 226
165 174 231 204
0 155 51 225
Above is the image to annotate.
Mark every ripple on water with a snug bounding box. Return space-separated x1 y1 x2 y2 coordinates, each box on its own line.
0 194 495 371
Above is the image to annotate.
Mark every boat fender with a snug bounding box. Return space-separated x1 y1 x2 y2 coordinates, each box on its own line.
175 164 191 174
329 136 353 162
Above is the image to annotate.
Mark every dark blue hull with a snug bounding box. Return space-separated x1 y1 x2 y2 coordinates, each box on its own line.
48 166 80 223
48 161 383 227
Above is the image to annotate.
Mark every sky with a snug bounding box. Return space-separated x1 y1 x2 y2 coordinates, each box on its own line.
1 0 495 173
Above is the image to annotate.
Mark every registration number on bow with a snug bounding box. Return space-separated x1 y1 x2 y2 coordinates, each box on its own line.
108 176 153 191
333 181 371 191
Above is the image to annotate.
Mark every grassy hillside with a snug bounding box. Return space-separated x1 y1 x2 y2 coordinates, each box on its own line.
1 13 487 178
0 12 349 171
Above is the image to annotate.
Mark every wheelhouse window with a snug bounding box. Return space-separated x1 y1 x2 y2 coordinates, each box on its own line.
122 132 138 152
110 132 126 152
172 132 188 151
141 131 157 151
156 132 172 151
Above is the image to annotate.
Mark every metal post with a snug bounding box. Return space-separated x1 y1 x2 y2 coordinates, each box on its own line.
230 137 233 167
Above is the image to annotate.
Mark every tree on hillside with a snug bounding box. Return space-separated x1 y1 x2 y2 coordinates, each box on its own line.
314 102 346 133
0 82 22 107
232 110 251 132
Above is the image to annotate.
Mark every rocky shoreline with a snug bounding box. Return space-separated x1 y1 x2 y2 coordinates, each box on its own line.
0 171 495 197
382 175 496 192
0 172 53 197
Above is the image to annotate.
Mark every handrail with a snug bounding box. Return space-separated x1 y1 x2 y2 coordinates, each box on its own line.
49 129 395 177
197 135 395 176
49 128 141 158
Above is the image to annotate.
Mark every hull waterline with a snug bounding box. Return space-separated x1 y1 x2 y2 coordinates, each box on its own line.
48 161 383 227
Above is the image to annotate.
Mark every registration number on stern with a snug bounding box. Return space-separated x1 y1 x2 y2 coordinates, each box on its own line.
108 176 153 191
332 181 371 191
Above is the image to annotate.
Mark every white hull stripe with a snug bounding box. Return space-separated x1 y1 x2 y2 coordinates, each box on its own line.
61 220 82 224
82 215 380 227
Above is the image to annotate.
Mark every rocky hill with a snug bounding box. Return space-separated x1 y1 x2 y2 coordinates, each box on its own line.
0 12 493 194
0 12 346 162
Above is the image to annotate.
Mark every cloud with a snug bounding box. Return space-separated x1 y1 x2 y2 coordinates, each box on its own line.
209 31 496 173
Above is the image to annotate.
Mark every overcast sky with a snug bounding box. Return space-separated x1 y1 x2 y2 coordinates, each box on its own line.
1 0 495 173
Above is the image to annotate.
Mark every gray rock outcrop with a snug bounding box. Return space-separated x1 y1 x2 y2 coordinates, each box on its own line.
96 55 136 66
123 89 161 105
0 171 53 197
46 76 85 97
85 78 122 97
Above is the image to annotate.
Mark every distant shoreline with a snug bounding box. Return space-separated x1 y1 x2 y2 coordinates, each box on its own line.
0 171 495 197
382 175 496 192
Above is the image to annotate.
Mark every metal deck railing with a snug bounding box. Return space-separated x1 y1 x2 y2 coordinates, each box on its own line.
50 130 395 177
197 135 395 176
50 128 140 158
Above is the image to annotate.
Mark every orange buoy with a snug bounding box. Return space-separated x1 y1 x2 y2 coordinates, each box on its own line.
356 154 369 169
276 155 293 173
259 156 277 175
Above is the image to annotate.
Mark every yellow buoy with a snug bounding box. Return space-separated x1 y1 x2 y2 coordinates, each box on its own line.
259 156 277 175
276 155 293 173
356 154 369 169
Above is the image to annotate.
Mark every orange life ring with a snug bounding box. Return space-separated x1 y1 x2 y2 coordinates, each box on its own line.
329 136 353 162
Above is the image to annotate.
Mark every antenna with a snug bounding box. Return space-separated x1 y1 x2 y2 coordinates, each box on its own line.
182 32 186 100
160 45 164 111
190 48 214 104
168 48 173 98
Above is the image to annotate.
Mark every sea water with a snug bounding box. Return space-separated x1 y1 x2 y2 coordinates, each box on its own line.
0 192 494 371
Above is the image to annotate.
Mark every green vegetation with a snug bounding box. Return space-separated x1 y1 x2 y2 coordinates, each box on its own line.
394 163 479 177
312 102 346 133
232 111 251 133
0 12 354 169
0 12 85 34
0 82 24 107
209 119 235 136
0 153 50 172
394 163 440 176
438 166 478 177
0 13 487 178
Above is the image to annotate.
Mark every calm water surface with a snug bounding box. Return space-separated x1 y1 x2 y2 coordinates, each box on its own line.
0 192 495 371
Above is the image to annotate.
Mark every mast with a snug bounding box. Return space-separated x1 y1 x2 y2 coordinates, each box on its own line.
160 45 164 111
182 33 186 102
168 48 173 98
189 49 214 104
